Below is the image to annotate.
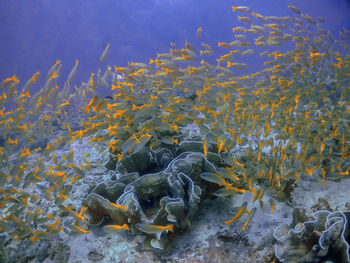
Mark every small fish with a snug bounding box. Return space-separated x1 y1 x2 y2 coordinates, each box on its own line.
221 167 240 182
196 27 202 39
72 206 87 222
0 75 19 90
213 186 247 197
106 201 127 212
46 60 60 82
238 16 251 24
100 42 110 63
305 166 317 177
218 42 230 48
135 223 174 234
257 186 265 201
67 60 79 84
217 138 225 153
270 199 275 214
241 207 256 231
29 230 58 243
85 95 99 113
266 16 282 22
252 12 266 23
224 202 247 226
23 71 40 92
232 26 247 33
241 49 255 55
248 177 258 198
231 6 251 13
19 148 32 158
281 16 294 23
203 138 208 158
7 137 18 146
229 40 250 47
288 5 301 15
72 224 89 234
200 172 230 188
302 14 316 24
185 40 195 52
226 61 248 70
58 100 70 108
103 223 130 232
251 25 267 34
234 34 247 41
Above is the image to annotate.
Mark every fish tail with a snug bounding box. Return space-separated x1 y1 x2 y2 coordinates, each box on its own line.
168 224 174 232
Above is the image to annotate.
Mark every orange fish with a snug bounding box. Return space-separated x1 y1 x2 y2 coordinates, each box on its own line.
136 223 174 234
103 224 130 232
224 202 247 226
196 27 202 39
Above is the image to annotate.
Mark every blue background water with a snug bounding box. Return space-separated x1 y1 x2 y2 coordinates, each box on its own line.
0 0 349 95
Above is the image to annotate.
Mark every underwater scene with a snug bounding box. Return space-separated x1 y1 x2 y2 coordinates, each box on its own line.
0 0 350 262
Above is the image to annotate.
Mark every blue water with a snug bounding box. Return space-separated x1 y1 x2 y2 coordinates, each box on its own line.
0 0 349 95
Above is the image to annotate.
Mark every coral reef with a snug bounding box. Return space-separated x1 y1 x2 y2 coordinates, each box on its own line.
0 2 349 262
83 137 237 250
273 207 350 262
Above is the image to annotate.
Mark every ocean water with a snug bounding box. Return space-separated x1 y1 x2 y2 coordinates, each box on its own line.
0 0 350 262
0 0 349 94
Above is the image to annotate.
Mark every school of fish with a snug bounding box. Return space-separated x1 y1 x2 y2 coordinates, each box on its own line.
0 3 349 251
